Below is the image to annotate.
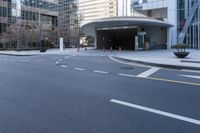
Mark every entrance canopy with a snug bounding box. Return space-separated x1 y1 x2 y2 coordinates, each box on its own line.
81 17 173 50
82 17 173 30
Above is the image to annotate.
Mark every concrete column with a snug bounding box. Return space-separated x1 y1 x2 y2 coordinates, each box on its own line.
167 0 177 46
167 27 172 49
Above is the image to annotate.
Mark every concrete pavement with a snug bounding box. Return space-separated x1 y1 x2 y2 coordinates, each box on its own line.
0 48 200 70
0 54 200 133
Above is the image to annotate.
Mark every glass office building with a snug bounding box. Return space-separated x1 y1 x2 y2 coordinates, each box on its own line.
58 0 79 46
177 0 200 49
0 0 79 50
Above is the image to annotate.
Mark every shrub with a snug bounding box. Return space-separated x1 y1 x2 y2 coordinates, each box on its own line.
172 43 189 53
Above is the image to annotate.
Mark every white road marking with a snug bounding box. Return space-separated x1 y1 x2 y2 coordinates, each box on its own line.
61 65 68 68
52 57 60 60
181 69 200 74
180 75 200 80
118 73 136 78
19 60 30 62
58 59 62 62
56 62 59 64
110 99 200 126
137 67 160 78
3 59 8 61
9 60 16 62
109 56 149 68
74 68 85 71
94 70 108 74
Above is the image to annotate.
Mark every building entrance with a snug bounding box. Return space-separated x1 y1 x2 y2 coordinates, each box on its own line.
97 28 137 50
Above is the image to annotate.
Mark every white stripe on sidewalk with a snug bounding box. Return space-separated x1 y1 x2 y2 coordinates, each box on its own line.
118 73 136 78
61 65 68 68
137 67 160 78
110 99 200 126
180 75 200 79
74 68 85 71
94 70 108 74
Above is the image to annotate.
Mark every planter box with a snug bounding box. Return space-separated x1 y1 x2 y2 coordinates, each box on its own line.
174 52 190 58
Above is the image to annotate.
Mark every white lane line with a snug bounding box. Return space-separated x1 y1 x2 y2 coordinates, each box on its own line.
109 56 149 67
9 59 16 62
56 62 59 64
58 59 62 62
3 59 8 61
74 68 85 71
94 70 108 74
118 73 136 78
181 69 200 74
110 99 200 126
52 57 60 60
61 65 68 68
19 60 30 62
180 75 200 80
137 67 160 78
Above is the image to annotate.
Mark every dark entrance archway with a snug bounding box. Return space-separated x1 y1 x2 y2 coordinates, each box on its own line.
97 28 137 50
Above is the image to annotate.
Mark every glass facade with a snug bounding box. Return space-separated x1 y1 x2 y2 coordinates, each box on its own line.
0 0 79 50
58 0 79 46
177 0 200 49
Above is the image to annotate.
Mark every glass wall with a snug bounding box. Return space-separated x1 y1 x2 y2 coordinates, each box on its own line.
58 0 79 47
0 0 79 50
177 0 200 49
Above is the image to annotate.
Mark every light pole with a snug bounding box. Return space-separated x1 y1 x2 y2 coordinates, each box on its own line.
38 10 42 52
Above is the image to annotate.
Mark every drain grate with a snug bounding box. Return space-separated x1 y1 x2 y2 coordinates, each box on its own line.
120 67 134 70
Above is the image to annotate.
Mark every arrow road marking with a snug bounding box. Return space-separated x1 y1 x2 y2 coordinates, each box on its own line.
180 75 200 79
110 99 200 126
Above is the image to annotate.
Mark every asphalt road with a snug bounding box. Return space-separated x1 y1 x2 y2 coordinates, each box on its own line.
0 54 200 133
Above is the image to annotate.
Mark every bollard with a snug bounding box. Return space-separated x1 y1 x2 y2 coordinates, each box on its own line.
103 46 105 52
77 47 80 52
119 46 121 52
110 46 112 52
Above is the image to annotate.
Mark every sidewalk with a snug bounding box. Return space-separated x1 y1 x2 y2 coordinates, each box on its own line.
0 48 79 56
114 49 200 70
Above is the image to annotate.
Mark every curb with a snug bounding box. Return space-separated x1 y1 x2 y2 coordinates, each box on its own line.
0 53 39 56
112 56 200 71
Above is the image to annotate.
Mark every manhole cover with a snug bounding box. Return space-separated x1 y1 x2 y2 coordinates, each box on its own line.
120 67 134 70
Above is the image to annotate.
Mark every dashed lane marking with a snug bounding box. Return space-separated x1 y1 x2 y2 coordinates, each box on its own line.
94 70 108 74
180 75 200 80
9 60 16 62
61 65 68 68
74 68 85 71
118 73 136 78
137 67 160 78
110 99 200 126
19 60 30 62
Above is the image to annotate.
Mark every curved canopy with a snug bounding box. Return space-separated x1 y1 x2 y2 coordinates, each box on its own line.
82 17 173 30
